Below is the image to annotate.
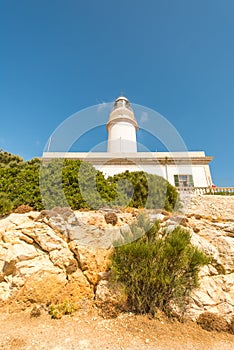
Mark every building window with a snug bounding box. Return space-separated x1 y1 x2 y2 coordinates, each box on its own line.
174 175 194 188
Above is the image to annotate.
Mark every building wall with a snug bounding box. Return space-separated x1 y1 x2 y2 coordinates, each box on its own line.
94 163 211 187
95 164 166 179
42 151 213 188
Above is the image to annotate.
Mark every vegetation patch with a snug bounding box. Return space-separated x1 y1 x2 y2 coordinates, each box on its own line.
110 214 210 317
48 300 77 319
0 150 179 215
0 192 13 216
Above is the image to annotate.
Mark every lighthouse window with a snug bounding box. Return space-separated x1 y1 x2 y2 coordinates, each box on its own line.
116 100 125 108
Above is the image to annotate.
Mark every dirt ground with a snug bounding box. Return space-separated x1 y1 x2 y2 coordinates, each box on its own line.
0 308 234 350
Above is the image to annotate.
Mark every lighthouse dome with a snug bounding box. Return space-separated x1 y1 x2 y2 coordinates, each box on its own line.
107 96 138 129
114 96 131 109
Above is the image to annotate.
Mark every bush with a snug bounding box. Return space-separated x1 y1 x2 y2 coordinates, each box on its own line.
109 171 179 211
197 312 230 332
0 157 43 211
110 214 210 316
0 192 13 216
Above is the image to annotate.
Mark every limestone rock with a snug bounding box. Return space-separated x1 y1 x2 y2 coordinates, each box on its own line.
12 255 62 288
187 195 234 221
69 241 111 285
95 280 113 302
14 205 34 214
190 232 222 266
35 207 80 240
149 213 165 222
22 225 67 252
49 248 78 274
16 270 68 304
0 281 11 301
66 269 93 301
1 242 39 279
0 212 37 234
15 267 93 305
0 260 5 282
224 224 234 235
4 242 39 263
188 273 234 321
95 279 126 317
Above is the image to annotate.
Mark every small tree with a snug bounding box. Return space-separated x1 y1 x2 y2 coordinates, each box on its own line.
111 214 210 316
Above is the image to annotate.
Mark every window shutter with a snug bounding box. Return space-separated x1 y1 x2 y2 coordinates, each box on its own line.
189 175 194 187
174 175 179 187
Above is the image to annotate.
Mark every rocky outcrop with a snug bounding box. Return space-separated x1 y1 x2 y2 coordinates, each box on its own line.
184 195 234 320
157 194 234 320
0 196 234 321
0 209 135 309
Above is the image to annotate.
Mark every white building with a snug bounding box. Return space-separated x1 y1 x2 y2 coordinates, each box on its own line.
43 96 213 190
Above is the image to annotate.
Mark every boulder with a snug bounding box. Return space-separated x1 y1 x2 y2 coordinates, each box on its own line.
16 270 68 305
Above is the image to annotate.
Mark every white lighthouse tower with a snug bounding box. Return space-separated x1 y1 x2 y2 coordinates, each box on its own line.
106 96 139 153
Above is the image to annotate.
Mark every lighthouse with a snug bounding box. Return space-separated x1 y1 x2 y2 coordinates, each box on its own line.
106 96 139 153
43 95 213 188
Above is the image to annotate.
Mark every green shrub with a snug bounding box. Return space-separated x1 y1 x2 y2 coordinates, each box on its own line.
0 150 179 212
110 214 210 316
48 300 76 319
109 171 179 211
0 192 13 216
205 192 234 196
0 157 43 211
0 149 23 167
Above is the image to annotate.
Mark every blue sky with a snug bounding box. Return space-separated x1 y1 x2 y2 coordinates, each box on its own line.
1 0 234 186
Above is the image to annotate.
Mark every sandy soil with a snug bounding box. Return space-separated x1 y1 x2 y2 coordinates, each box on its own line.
0 308 234 350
